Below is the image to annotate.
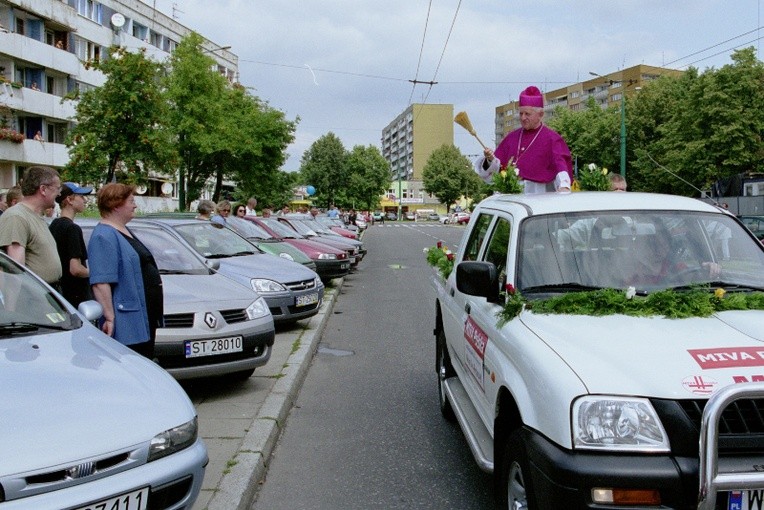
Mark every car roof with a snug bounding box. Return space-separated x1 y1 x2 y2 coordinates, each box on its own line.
478 191 724 217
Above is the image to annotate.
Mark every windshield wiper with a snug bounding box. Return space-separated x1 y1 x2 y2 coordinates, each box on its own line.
521 283 605 294
206 253 231 259
0 321 71 334
230 250 257 256
669 282 764 293
159 269 192 275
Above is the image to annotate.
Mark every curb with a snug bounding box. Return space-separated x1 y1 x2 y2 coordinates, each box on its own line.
205 280 341 510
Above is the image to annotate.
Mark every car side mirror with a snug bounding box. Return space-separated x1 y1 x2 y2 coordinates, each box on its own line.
456 261 501 303
77 300 104 322
205 259 221 271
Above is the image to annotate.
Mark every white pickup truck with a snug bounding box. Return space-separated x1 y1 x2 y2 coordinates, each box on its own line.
432 192 764 509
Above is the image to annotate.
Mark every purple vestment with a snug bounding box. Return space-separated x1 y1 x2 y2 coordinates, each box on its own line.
494 125 573 184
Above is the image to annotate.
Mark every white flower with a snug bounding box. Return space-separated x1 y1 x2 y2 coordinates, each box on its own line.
625 286 636 300
423 247 429 253
588 163 597 171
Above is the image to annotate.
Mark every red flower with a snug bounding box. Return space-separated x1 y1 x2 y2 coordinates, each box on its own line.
505 283 516 295
436 241 442 249
446 252 454 261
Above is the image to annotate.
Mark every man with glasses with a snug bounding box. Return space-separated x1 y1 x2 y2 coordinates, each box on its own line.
0 166 63 286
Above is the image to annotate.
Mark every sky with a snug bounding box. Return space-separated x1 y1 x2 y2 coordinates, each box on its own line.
144 0 763 171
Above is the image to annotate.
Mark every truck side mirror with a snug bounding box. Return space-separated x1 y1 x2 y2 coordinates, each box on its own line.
456 261 501 303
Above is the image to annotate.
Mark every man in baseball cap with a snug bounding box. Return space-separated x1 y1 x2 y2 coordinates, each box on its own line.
49 182 93 307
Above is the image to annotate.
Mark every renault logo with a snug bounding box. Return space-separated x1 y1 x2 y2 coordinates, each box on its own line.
204 312 217 329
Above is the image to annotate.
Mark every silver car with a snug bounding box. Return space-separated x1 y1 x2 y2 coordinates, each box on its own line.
79 219 276 380
133 218 325 325
0 252 207 509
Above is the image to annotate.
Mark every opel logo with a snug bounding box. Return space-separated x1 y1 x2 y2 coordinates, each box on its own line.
204 312 217 329
66 462 95 479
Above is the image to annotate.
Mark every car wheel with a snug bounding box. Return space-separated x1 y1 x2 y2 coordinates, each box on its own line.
436 329 456 422
497 429 535 510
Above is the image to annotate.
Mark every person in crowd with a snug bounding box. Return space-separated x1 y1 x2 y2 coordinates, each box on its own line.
279 205 291 216
49 182 93 307
88 183 162 358
55 40 64 49
476 86 573 193
6 187 22 208
196 199 215 220
211 200 231 225
43 205 57 224
33 130 43 141
0 192 7 217
261 207 273 218
310 206 319 218
30 82 40 91
609 173 627 192
0 166 62 286
245 197 257 216
327 204 339 219
234 204 246 218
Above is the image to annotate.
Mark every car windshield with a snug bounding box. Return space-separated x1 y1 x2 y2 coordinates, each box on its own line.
173 222 262 258
518 211 764 294
129 226 211 275
258 218 303 239
280 218 317 237
227 217 275 240
0 254 78 336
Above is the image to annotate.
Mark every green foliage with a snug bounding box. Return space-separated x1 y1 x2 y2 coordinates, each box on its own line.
299 133 348 208
65 46 175 185
345 145 390 210
576 163 612 191
496 287 764 326
422 144 474 211
425 245 454 279
490 165 522 194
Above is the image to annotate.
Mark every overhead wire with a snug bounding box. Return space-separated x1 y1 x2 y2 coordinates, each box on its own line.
408 0 433 105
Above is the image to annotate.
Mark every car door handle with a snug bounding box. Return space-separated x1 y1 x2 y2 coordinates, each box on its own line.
465 303 471 314
449 288 455 297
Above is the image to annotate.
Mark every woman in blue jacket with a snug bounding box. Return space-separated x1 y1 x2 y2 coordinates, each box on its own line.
88 183 162 358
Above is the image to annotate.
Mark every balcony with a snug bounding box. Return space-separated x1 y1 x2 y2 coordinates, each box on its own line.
0 86 77 121
0 139 70 167
0 31 81 76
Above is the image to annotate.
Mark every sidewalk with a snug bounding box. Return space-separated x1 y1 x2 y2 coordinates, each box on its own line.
189 280 342 510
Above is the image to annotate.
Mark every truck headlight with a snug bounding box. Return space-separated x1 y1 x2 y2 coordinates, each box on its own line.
245 297 270 320
572 396 670 452
251 278 286 293
148 417 198 462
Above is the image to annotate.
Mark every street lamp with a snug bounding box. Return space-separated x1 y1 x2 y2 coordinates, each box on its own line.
589 72 635 178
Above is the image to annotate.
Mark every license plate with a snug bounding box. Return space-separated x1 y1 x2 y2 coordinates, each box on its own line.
729 490 764 510
77 487 149 510
296 293 319 307
185 336 243 358
341 262 350 269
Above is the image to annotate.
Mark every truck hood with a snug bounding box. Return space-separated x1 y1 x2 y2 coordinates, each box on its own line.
520 310 764 399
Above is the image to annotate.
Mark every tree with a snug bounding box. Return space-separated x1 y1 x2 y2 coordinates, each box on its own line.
345 145 390 210
163 32 229 210
422 144 474 211
65 47 175 184
300 133 348 208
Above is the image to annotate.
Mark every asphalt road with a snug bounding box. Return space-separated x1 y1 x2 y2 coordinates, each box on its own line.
251 222 494 509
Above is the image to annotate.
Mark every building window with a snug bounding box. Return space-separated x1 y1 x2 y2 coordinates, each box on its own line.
15 18 24 35
132 22 148 41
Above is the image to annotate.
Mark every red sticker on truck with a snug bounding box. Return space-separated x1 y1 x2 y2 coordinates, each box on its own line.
689 347 764 369
464 317 489 391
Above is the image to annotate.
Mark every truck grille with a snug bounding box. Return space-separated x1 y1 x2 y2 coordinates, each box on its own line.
679 399 764 434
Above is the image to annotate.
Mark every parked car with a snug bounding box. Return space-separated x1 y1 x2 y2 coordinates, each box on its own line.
739 214 764 241
78 219 276 380
385 211 398 221
0 251 208 508
246 216 351 282
372 211 384 222
452 211 471 224
428 212 442 221
314 215 359 239
278 215 365 266
434 191 764 508
404 211 417 221
135 218 325 325
225 216 317 271
439 214 451 224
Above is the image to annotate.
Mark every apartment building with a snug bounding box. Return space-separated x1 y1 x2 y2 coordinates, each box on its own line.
494 64 682 144
0 0 237 194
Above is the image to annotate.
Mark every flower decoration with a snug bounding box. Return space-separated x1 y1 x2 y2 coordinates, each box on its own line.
425 243 454 279
496 286 764 326
0 127 24 144
574 163 611 191
491 163 523 194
